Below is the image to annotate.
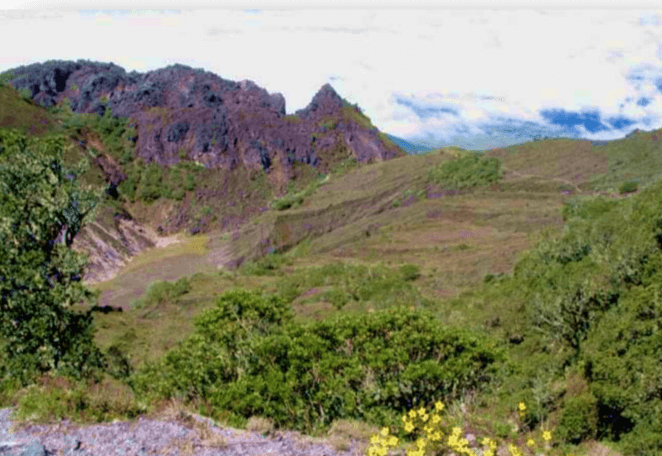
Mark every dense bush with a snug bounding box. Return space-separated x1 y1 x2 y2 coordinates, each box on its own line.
501 179 662 454
126 287 507 439
580 279 662 455
427 153 503 190
136 161 164 203
557 391 599 444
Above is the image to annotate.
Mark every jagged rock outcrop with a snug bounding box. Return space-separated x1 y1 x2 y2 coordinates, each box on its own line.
6 60 405 182
4 60 406 283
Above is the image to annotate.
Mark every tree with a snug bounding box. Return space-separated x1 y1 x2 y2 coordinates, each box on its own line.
0 129 111 387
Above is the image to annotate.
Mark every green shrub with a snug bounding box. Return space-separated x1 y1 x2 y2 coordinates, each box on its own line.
18 87 32 102
581 280 662 453
120 148 134 165
239 251 293 276
0 70 14 86
127 295 506 438
132 277 191 310
70 83 78 91
322 287 350 310
618 180 638 194
398 264 421 281
427 153 503 190
178 148 188 160
270 192 305 211
137 161 164 203
186 174 195 191
170 188 184 201
557 392 599 444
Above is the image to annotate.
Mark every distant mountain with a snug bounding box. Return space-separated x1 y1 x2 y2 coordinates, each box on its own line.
385 134 435 155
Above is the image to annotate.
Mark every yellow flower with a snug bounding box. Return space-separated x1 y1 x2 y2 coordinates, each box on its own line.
387 436 398 447
482 437 496 450
526 438 536 447
370 435 382 445
431 414 442 425
404 422 414 433
408 409 417 419
518 402 526 412
508 443 523 456
435 401 445 412
542 430 552 441
380 427 389 437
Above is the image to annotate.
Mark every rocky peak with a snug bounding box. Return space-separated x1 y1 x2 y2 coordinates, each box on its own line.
295 83 345 121
5 60 405 181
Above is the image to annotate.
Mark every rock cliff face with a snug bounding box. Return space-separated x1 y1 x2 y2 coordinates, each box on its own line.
4 59 406 283
6 60 405 182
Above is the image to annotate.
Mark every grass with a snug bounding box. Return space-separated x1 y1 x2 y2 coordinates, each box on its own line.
4 80 661 456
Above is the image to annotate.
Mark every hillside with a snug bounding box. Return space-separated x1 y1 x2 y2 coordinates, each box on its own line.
0 60 407 284
2 62 662 456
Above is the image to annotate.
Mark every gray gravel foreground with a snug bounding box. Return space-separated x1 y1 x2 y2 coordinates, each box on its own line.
0 407 383 456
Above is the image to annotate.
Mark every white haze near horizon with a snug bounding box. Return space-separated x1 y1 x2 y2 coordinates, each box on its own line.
1 8 662 151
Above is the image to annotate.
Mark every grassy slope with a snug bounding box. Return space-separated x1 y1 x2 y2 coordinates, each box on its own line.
4 80 662 455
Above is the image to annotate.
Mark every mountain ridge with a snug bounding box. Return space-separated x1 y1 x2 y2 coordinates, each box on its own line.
1 60 406 180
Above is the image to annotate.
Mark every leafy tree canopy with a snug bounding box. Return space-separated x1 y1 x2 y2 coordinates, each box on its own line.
0 128 110 386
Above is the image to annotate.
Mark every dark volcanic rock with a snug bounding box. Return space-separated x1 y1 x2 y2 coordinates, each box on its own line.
166 122 190 142
295 83 344 120
6 60 406 176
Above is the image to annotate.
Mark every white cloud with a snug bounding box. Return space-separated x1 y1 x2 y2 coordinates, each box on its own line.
2 8 662 149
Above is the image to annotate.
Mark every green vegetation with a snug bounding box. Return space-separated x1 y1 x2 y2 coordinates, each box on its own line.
618 180 638 194
269 172 330 211
127 286 504 436
129 277 192 310
427 152 503 190
6 74 662 455
18 87 32 102
0 70 14 87
319 116 338 130
0 129 120 388
341 105 376 131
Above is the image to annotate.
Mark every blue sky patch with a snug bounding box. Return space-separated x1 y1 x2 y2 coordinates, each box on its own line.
539 109 609 133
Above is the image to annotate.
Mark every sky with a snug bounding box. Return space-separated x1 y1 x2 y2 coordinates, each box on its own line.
2 4 662 151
